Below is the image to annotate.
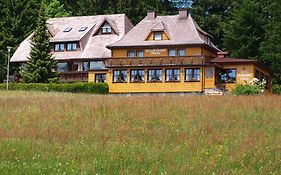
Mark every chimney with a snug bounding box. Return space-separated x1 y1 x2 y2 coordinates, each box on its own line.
217 52 229 58
147 10 156 20
178 9 189 19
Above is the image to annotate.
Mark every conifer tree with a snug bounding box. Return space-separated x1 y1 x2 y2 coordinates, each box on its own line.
45 0 70 18
20 1 57 83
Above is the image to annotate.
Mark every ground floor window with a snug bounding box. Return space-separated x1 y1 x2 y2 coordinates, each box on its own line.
218 69 236 83
113 70 127 83
185 68 200 81
95 74 106 83
148 69 162 82
165 69 180 81
131 69 145 82
57 62 68 72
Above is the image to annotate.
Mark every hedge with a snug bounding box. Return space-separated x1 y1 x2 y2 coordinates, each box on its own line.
272 84 281 94
0 82 109 94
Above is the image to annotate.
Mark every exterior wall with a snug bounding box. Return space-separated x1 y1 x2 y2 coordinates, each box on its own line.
217 64 254 91
111 47 216 58
88 71 107 82
107 67 204 93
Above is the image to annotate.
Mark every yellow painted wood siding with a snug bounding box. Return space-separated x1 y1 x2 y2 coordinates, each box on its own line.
219 64 254 91
107 67 204 93
204 67 215 89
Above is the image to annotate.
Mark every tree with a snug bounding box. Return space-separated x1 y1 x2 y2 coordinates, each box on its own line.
45 0 70 18
260 0 281 83
191 0 236 46
20 2 57 83
0 0 39 81
222 0 265 59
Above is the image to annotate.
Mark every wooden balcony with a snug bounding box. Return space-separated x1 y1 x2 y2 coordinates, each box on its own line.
105 56 206 68
59 71 88 82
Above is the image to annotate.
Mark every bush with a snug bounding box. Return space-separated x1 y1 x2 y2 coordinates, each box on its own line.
232 78 266 95
0 83 109 94
272 84 281 94
232 84 261 95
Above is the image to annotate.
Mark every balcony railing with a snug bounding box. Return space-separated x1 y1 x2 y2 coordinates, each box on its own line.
105 56 206 68
59 71 88 82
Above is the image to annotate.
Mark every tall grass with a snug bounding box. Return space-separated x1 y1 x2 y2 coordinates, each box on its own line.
0 91 280 174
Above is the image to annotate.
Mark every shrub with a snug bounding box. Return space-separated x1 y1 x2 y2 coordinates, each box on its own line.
0 83 109 94
232 78 266 95
272 84 281 94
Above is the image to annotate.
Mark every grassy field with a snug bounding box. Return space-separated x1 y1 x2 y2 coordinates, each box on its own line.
0 91 280 174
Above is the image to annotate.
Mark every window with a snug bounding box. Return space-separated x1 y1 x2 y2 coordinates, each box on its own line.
95 74 106 83
137 50 144 58
154 32 163 41
54 43 64 52
63 27 72 32
113 70 127 82
168 49 177 56
165 69 180 82
101 23 112 34
67 43 77 51
206 67 214 79
90 61 105 70
148 69 162 82
71 62 82 72
83 62 90 71
57 62 68 72
218 69 236 83
131 70 145 82
185 68 201 81
178 49 186 56
79 26 88 32
128 50 135 58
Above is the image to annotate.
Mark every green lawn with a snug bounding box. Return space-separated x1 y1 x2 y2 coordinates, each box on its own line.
0 91 280 174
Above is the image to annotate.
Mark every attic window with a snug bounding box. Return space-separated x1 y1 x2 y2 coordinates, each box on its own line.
63 27 72 32
101 23 112 34
154 32 163 41
79 27 88 32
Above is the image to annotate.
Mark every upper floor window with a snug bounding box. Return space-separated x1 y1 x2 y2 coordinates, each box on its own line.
148 69 162 82
54 43 64 52
154 32 163 41
185 68 200 82
79 26 88 32
169 49 177 56
166 69 180 82
131 70 145 82
178 49 186 56
128 50 135 58
101 23 112 34
137 50 144 57
83 62 90 71
67 43 77 51
218 69 236 83
63 27 72 32
113 70 127 83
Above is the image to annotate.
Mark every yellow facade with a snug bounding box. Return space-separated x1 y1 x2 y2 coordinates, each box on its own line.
106 67 204 93
111 46 216 58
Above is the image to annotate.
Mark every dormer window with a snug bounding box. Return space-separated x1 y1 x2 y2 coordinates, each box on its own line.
101 23 112 34
54 43 64 52
154 32 163 41
63 27 72 32
67 43 77 51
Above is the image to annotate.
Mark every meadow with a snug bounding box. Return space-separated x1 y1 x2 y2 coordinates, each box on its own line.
0 91 280 174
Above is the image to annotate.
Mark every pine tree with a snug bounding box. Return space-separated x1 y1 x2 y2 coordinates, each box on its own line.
260 0 281 83
45 0 70 18
0 0 39 81
20 2 57 83
222 0 265 59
